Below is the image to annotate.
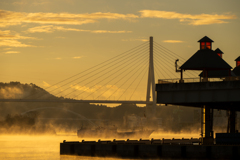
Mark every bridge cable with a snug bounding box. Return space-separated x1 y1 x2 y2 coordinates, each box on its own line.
22 42 148 99
47 41 148 89
154 52 179 78
87 53 149 100
154 42 188 61
154 42 200 76
48 43 149 94
81 51 148 100
154 44 198 77
52 47 149 97
117 60 148 100
155 51 192 78
154 63 166 79
94 54 149 100
107 58 148 100
154 48 196 78
65 49 149 99
154 57 173 78
129 69 148 100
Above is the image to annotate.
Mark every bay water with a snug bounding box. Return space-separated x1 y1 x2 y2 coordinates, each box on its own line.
0 133 199 160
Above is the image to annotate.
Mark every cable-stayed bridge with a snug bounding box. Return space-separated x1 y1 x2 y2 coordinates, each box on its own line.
0 37 198 107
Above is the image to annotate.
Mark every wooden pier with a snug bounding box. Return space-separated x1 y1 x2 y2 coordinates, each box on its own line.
60 138 240 159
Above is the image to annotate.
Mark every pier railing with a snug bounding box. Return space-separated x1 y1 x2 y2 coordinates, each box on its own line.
63 138 200 145
158 76 240 84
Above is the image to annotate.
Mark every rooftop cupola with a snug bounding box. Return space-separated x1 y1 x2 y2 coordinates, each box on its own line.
180 36 232 81
235 56 240 67
215 48 224 58
198 36 214 50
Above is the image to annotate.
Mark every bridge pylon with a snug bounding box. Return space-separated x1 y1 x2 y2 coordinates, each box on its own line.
146 36 156 118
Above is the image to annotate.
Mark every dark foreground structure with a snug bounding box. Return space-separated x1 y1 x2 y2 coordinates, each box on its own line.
60 36 240 159
157 36 240 145
60 138 240 159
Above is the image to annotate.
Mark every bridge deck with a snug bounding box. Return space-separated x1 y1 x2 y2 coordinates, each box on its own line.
0 99 152 104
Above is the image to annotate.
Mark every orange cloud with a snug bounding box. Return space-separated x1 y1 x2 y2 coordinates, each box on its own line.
0 29 35 47
163 40 184 43
0 39 33 47
3 48 12 50
0 30 11 35
5 51 20 54
27 25 132 34
73 56 82 59
69 84 124 99
0 29 35 39
139 10 237 25
12 1 50 6
43 81 58 89
0 9 235 28
122 38 148 42
91 30 132 33
27 25 89 33
0 10 138 27
43 81 51 87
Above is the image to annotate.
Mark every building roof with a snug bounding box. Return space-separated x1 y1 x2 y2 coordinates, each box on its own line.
198 36 214 42
199 70 233 78
215 48 224 54
235 56 240 61
232 66 240 76
180 49 232 70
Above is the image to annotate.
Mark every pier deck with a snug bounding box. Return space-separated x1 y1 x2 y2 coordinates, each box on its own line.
60 139 240 159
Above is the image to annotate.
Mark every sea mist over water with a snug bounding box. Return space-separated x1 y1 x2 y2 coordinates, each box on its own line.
0 82 238 137
1 82 237 160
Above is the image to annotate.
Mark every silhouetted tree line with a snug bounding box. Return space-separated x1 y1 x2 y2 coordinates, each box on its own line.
3 114 35 128
0 82 236 133
0 113 56 135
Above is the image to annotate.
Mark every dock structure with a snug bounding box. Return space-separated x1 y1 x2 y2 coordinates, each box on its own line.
60 36 240 158
60 139 240 159
157 36 240 145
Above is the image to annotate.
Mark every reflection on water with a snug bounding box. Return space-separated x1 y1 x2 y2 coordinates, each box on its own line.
60 156 152 160
0 133 200 160
0 135 76 160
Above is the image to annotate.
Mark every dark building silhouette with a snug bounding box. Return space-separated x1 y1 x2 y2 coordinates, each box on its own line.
156 36 240 145
232 56 240 76
180 36 232 81
198 47 235 78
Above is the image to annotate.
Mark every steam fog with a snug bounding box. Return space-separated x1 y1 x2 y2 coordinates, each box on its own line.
1 82 239 160
0 82 238 138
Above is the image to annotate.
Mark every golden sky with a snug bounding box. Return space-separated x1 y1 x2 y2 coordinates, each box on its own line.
0 0 239 100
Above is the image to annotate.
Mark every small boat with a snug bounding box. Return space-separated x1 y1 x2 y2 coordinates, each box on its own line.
77 126 154 139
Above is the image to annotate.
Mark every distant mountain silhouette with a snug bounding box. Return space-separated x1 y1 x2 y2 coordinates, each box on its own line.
0 81 57 99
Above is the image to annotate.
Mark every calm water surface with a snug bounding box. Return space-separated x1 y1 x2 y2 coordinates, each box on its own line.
0 133 199 160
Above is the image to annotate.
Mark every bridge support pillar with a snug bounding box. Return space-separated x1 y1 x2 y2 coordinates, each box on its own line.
146 36 156 117
201 105 214 145
228 110 237 133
